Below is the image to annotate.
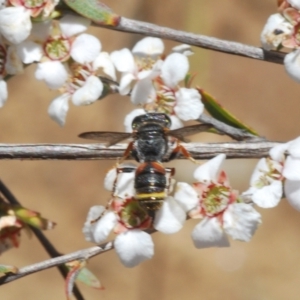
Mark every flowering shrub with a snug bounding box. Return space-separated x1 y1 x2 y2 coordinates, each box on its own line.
1 1 300 299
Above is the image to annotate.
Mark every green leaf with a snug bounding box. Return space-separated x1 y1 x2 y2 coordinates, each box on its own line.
0 264 18 275
13 206 56 230
198 89 259 136
65 260 103 299
63 0 120 26
75 267 103 289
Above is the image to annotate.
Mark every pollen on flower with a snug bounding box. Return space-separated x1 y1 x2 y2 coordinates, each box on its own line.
44 38 71 61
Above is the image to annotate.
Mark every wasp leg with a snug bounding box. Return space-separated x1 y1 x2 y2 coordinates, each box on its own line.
116 141 134 165
168 143 197 163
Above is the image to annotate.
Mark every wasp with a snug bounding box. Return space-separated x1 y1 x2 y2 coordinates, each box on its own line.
79 113 212 217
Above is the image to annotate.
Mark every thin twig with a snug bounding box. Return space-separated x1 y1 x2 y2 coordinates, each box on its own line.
94 17 285 64
0 242 114 285
0 181 85 300
0 142 280 160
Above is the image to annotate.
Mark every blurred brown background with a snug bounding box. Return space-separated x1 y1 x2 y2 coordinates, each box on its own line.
2 0 300 299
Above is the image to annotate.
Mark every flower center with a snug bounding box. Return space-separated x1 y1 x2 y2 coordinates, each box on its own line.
201 185 231 217
119 199 149 229
22 0 46 9
136 57 155 71
44 37 71 61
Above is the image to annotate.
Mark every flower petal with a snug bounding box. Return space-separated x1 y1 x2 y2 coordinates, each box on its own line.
93 52 116 80
110 48 135 73
172 44 193 56
287 136 300 157
269 142 289 162
260 13 292 50
174 88 204 121
153 196 186 234
93 211 117 243
247 180 283 208
285 179 300 211
170 115 183 130
118 72 135 95
0 80 8 108
132 37 164 57
288 0 300 10
191 217 230 248
71 34 101 64
59 14 90 37
104 163 136 193
48 94 69 126
223 203 261 242
193 154 226 183
35 61 68 89
114 168 136 198
0 7 31 44
174 182 199 212
284 50 300 83
131 78 155 105
161 53 188 88
72 76 103 106
16 40 43 64
82 205 106 242
114 230 154 267
283 156 300 180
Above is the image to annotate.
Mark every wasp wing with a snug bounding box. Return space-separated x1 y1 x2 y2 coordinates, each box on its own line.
78 131 132 146
168 124 215 142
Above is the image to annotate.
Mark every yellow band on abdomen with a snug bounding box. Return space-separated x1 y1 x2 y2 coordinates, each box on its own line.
136 192 165 200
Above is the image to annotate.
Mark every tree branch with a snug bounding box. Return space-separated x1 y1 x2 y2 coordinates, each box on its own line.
94 17 285 64
0 242 114 285
0 142 280 160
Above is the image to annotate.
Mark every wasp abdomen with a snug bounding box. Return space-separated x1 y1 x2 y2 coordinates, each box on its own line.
134 162 167 211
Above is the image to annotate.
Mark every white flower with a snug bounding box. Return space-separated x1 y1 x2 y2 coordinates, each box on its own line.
83 200 154 268
156 52 204 121
17 15 92 89
245 137 300 212
0 0 59 44
174 154 261 248
111 37 163 99
260 14 293 51
242 158 283 208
